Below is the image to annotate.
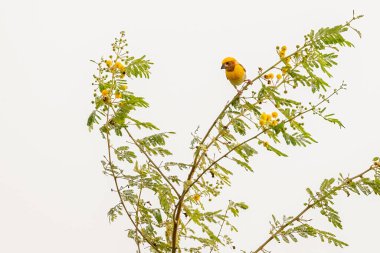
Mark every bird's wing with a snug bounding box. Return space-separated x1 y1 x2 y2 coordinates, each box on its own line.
238 63 246 73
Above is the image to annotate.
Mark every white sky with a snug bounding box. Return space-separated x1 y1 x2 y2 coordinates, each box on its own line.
1 0 379 252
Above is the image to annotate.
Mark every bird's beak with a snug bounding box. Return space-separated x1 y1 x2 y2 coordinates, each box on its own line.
221 64 225 69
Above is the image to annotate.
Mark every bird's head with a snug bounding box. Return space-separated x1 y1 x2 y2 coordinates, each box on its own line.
221 57 237 72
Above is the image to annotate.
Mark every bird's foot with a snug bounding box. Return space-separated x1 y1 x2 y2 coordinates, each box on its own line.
245 79 253 85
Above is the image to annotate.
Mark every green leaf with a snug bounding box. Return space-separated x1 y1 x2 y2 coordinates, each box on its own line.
87 110 101 131
114 146 137 163
266 144 288 157
232 157 253 172
152 209 162 224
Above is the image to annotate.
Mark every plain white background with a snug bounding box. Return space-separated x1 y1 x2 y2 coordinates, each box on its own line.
1 0 379 252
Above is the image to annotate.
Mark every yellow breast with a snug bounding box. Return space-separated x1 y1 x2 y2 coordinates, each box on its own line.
225 64 246 86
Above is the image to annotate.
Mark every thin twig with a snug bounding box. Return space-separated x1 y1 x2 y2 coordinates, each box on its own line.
135 181 143 253
210 202 230 253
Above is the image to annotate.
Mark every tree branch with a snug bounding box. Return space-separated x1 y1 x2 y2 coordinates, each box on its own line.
184 83 344 199
105 110 160 253
171 45 318 253
252 161 379 253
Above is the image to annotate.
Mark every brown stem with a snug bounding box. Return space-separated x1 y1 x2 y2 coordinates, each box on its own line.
210 202 230 253
105 110 160 252
135 182 143 253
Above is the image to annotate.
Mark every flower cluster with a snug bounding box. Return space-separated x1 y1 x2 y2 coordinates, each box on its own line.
279 45 287 58
193 193 201 202
259 111 279 127
277 45 291 65
264 73 282 81
264 73 274 79
100 84 127 104
105 59 127 77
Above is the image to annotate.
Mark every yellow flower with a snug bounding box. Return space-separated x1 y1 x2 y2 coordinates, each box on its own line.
105 60 112 68
271 120 278 126
101 89 109 97
114 61 123 69
113 61 126 73
120 84 127 90
260 113 267 120
115 92 122 99
265 114 272 121
281 67 287 75
285 57 291 64
259 119 266 126
279 51 285 58
272 111 278 118
119 65 126 72
193 193 201 202
281 45 287 52
276 74 282 80
267 73 274 79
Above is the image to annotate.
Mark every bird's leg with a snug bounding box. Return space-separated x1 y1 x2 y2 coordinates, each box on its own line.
236 79 253 96
244 79 253 85
235 86 243 96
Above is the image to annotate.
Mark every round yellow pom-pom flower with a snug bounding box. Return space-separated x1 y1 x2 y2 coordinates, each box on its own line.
193 193 201 202
259 119 266 126
265 114 272 121
260 113 267 120
114 61 123 69
276 74 282 80
272 111 278 118
112 61 124 72
271 120 278 126
267 73 274 79
101 89 109 97
281 45 287 52
105 60 112 68
119 65 126 73
115 92 122 99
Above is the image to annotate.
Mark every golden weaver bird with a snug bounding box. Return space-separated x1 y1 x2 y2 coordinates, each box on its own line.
221 57 246 92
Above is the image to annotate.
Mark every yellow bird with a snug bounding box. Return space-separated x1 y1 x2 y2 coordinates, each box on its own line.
221 57 246 91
